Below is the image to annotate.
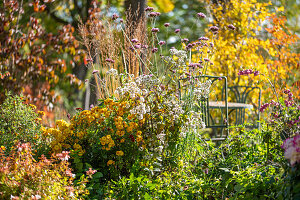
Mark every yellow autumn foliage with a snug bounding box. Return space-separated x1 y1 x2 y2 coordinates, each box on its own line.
148 0 175 13
201 0 299 100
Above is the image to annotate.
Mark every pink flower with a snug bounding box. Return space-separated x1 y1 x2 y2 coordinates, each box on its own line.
259 103 270 112
209 26 219 32
199 37 209 41
228 24 236 30
158 41 166 46
112 14 119 20
131 38 139 43
86 168 97 176
164 23 170 27
145 7 154 12
182 38 189 43
92 70 99 74
151 28 159 33
56 151 70 161
174 29 180 34
148 12 160 17
197 12 206 18
152 48 158 53
105 58 115 63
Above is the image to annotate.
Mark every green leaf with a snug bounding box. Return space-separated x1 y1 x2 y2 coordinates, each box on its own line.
219 168 230 173
144 192 152 200
73 156 81 164
93 172 103 179
234 184 243 192
75 162 83 171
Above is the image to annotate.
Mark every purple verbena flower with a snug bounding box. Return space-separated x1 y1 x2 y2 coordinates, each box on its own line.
148 12 160 17
145 7 154 12
105 58 115 63
131 38 139 43
134 44 141 49
254 70 259 76
199 37 209 41
259 103 270 112
228 24 236 30
197 12 206 19
164 23 170 27
186 43 193 50
151 28 159 33
112 14 119 20
284 89 291 94
209 26 219 32
152 48 158 53
158 41 166 46
92 70 99 74
182 38 189 43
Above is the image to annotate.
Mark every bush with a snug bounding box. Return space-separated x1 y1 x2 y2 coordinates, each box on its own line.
0 143 88 199
194 128 285 199
0 93 48 155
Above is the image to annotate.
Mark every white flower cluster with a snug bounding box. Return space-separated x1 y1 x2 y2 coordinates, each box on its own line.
170 48 187 58
181 111 205 137
165 100 184 121
194 80 212 99
135 74 158 87
162 48 188 66
129 97 150 120
115 81 141 98
106 68 118 76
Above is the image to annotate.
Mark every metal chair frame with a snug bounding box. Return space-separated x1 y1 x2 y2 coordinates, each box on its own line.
222 85 261 129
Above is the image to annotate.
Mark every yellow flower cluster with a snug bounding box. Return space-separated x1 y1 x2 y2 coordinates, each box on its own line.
116 150 124 156
43 98 146 170
107 160 115 166
126 121 138 133
100 135 115 151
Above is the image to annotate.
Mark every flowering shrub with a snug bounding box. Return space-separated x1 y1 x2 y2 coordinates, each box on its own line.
260 89 300 139
0 94 49 155
45 98 146 179
0 143 88 199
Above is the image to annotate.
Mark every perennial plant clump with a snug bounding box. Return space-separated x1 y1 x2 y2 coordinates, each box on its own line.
0 94 49 155
0 143 88 199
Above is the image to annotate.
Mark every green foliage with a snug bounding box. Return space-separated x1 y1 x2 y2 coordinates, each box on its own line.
105 169 203 199
0 93 48 155
193 128 285 199
102 127 287 199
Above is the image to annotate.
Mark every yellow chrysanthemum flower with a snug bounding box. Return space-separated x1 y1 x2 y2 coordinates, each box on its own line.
107 160 115 166
116 150 124 156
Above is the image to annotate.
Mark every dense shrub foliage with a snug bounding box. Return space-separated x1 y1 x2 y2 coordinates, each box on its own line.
0 143 88 199
0 94 48 155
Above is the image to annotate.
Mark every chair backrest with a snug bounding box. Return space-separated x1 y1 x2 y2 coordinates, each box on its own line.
222 86 261 128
